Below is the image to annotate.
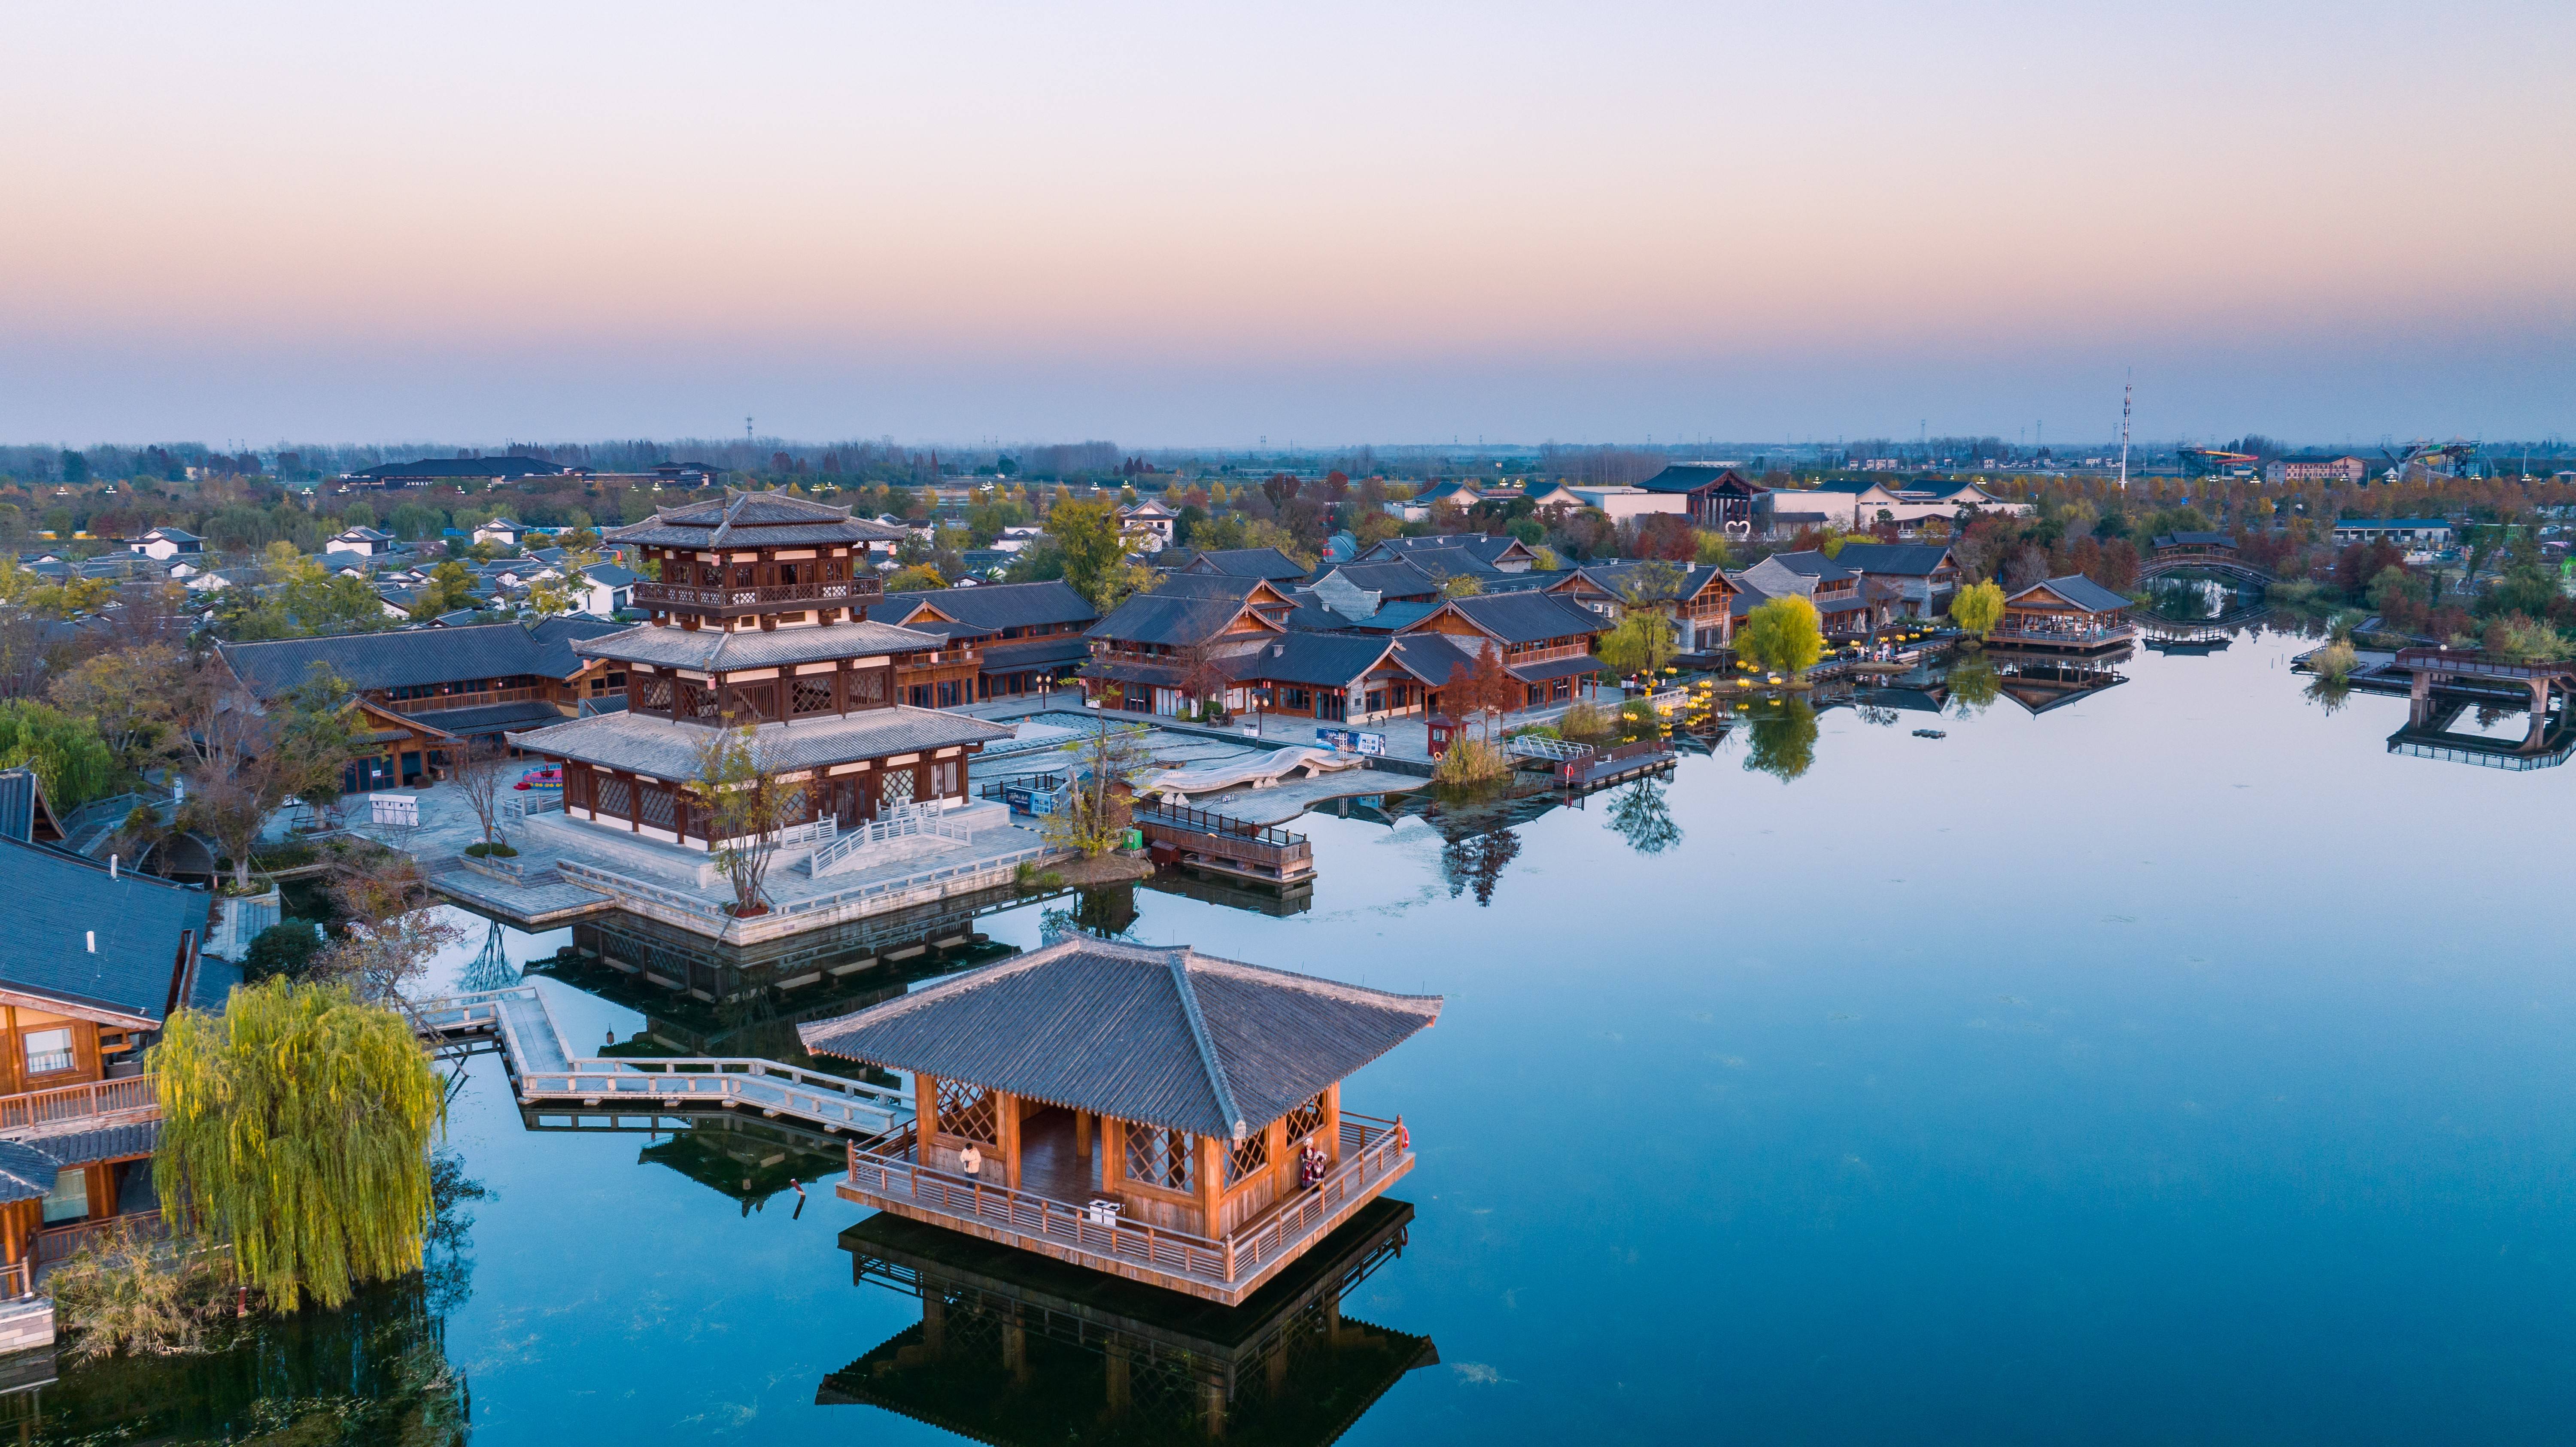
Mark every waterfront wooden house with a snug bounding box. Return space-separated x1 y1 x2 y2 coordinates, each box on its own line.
868 580 1099 702
506 491 1015 845
1993 575 2136 651
1080 575 1298 715
1397 592 1611 708
1830 543 1959 619
219 618 631 790
0 834 206 1298
1739 550 1883 636
820 1197 1434 1443
1544 560 1738 653
802 938 1440 1306
1224 633 1466 724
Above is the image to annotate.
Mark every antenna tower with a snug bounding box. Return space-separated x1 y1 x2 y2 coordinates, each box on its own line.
745 416 754 442
2115 375 2133 490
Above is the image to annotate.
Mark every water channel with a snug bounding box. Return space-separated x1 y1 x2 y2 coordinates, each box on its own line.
22 619 2576 1443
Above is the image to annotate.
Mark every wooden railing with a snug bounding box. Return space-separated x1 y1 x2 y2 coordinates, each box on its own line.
1132 803 1313 871
0 1075 158 1133
843 1112 1410 1288
387 686 543 716
35 1210 167 1268
0 1261 27 1300
2394 647 2574 681
635 577 883 612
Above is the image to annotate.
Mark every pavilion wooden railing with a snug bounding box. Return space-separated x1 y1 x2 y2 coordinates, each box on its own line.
845 1112 1411 1288
0 1075 159 1133
2393 647 2576 681
386 686 544 716
34 1210 167 1268
1987 620 2133 644
0 1261 28 1300
634 577 883 611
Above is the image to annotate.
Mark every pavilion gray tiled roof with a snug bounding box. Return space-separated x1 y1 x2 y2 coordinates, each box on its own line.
0 834 206 1026
607 488 908 549
1088 578 1278 649
221 619 623 695
1226 633 1400 688
1829 543 1953 576
0 1142 58 1204
576 619 944 671
508 706 1013 778
1172 548 1312 581
1308 561 1443 598
798 938 1441 1141
2012 575 2133 613
31 1120 161 1165
1419 592 1607 646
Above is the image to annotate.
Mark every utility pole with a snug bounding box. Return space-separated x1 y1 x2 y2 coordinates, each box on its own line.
745 416 754 442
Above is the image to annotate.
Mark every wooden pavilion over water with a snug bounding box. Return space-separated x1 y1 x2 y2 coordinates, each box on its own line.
1992 575 2135 652
799 939 1440 1306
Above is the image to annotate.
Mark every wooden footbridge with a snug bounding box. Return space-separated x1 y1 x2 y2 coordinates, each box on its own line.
2136 538 2274 589
1130 802 1316 886
412 986 911 1138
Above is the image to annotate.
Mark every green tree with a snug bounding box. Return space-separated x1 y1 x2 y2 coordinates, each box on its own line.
885 564 948 592
46 643 184 777
1049 499 1132 610
153 979 445 1312
1598 608 1676 679
1043 719 1148 857
0 699 116 808
688 724 801 917
1739 595 1824 675
1948 579 2005 638
411 560 478 619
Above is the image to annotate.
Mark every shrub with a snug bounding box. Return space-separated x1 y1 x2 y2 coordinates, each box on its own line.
2309 640 2358 683
50 1226 237 1362
242 922 323 984
1556 701 1615 739
1432 737 1509 784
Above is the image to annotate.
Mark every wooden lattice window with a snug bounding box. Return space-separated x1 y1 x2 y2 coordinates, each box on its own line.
1282 1095 1326 1146
1126 1125 1194 1193
1226 1130 1269 1186
791 677 835 716
632 676 673 711
637 785 676 831
595 775 634 820
937 1080 996 1146
677 682 719 719
880 768 915 809
731 682 778 721
564 767 590 810
849 668 888 708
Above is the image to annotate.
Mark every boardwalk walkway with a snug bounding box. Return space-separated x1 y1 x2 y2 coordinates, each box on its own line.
414 985 911 1138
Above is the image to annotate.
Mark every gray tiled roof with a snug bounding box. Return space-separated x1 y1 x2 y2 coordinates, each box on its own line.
1636 463 1756 495
798 938 1441 1139
407 699 571 734
0 1141 55 1203
508 705 1012 777
1226 633 1401 688
1172 547 1311 580
2011 574 2132 613
1358 534 1534 567
1753 550 1857 582
1830 543 1954 576
0 834 206 1025
607 488 907 549
879 580 1097 635
1309 561 1443 598
1416 592 1607 646
575 619 942 672
30 1120 160 1165
221 618 623 695
1087 579 1280 649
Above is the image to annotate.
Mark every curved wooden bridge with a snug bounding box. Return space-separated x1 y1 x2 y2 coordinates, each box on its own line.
2135 552 2275 587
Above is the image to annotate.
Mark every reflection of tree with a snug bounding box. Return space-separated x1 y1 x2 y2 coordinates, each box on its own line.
455 916 521 995
1947 656 2001 717
1855 704 1899 728
1439 828 1521 906
2305 677 2352 716
1742 698 1818 783
1605 779 1682 855
1042 884 1141 943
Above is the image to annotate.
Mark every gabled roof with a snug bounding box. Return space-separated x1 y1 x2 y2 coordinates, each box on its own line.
1636 463 1759 495
2006 574 2132 613
1227 632 1406 688
143 526 202 542
1172 547 1312 581
1308 560 1444 599
221 618 626 695
798 938 1441 1140
474 518 526 531
334 525 395 542
2150 532 2234 549
0 768 61 844
1829 543 1954 576
1404 591 1608 646
880 580 1097 636
1750 550 1856 582
0 834 205 1027
608 488 908 549
1357 534 1535 569
1088 577 1288 649
1552 561 1733 604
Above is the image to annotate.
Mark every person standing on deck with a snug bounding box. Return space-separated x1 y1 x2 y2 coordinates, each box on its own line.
960 1143 983 1178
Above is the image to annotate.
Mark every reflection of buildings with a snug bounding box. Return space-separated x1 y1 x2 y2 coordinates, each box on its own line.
1982 647 2130 716
518 1101 850 1208
819 1197 1435 1445
2385 696 2575 770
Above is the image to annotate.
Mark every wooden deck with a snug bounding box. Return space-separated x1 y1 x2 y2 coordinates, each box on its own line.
413 986 911 1138
1132 803 1316 886
0 1075 160 1141
836 1112 1415 1306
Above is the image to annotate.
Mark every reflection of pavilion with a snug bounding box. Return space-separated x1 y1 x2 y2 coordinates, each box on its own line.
2385 696 2576 771
1983 646 2130 716
818 1197 1435 1445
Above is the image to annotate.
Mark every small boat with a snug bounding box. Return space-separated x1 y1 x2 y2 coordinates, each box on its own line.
1911 728 1946 739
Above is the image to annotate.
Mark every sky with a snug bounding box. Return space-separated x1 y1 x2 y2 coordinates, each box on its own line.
5 0 2571 449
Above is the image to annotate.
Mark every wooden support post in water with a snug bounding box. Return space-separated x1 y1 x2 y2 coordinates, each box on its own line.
1105 1341 1131 1412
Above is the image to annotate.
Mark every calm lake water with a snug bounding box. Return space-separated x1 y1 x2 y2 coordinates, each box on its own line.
31 623 2576 1444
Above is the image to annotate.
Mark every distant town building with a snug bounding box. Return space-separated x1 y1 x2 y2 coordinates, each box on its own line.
2266 455 2369 486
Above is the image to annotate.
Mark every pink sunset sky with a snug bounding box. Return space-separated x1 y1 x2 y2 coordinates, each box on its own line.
4 0 2569 446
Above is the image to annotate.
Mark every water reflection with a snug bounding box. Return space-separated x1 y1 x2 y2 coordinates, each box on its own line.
1439 829 1522 906
1604 778 1682 854
819 1197 1433 1446
1742 697 1819 782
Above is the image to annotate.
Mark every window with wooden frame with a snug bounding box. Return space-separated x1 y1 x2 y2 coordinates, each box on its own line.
595 775 634 820
850 668 887 708
677 681 719 719
637 785 676 831
565 768 591 810
936 1079 997 1146
1126 1124 1195 1193
632 675 674 711
1225 1130 1269 1186
1282 1094 1326 1146
791 677 834 716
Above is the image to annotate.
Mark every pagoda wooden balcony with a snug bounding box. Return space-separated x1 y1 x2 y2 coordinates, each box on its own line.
634 576 884 619
837 1111 1414 1307
0 1075 159 1137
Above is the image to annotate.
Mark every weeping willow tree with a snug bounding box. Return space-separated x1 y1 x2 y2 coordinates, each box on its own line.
153 979 445 1312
